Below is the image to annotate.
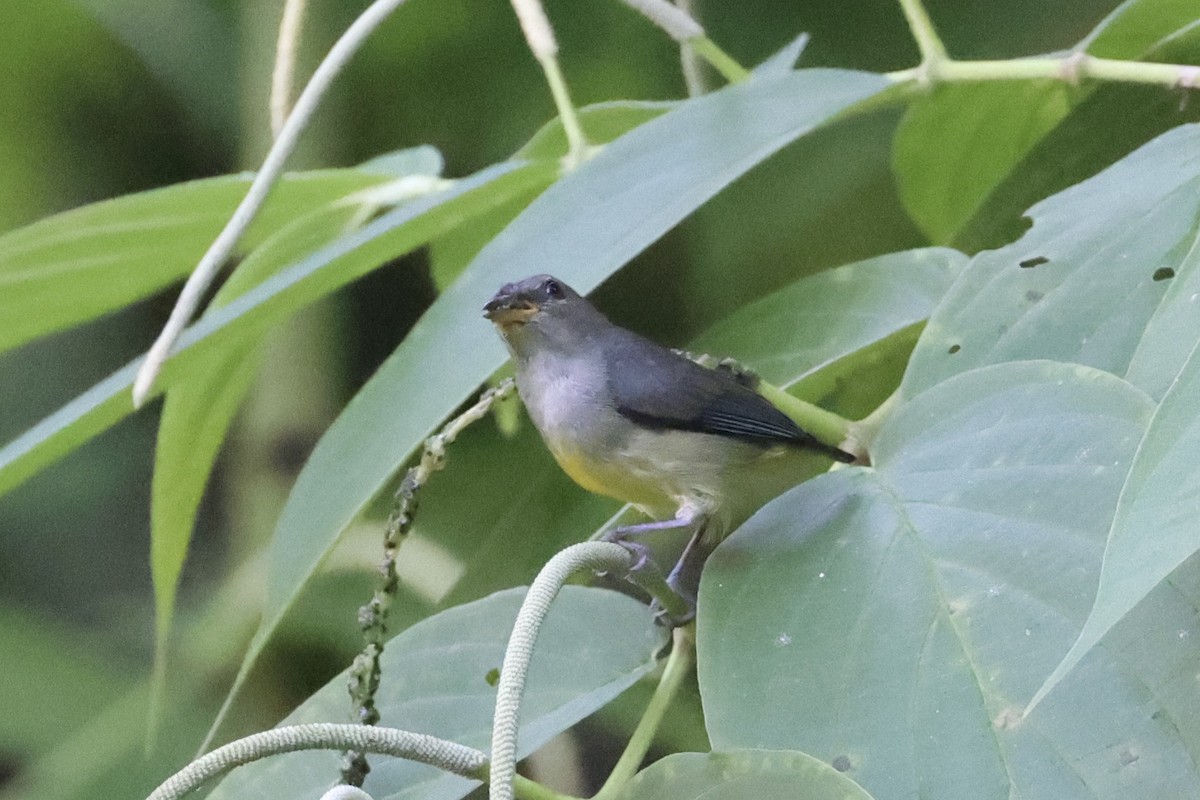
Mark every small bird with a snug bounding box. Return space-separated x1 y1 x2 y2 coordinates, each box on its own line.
484 275 854 609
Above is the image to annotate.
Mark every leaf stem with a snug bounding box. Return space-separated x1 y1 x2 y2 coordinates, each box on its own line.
509 0 591 169
896 0 948 68
594 625 695 799
541 57 591 169
890 53 1200 89
761 382 862 461
616 0 747 85
689 36 750 84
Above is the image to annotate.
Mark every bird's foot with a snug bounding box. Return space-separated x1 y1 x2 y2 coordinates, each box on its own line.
599 530 695 627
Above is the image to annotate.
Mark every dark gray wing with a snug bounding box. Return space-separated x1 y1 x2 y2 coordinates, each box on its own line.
604 330 854 462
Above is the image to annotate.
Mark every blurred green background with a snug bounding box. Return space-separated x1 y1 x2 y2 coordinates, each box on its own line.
0 0 1120 796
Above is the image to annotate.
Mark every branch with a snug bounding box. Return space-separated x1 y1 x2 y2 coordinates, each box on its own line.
896 0 948 71
594 625 695 799
344 380 516 785
890 52 1200 89
132 0 415 407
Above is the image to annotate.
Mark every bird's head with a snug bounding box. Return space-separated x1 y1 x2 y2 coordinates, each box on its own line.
483 274 582 326
484 275 599 358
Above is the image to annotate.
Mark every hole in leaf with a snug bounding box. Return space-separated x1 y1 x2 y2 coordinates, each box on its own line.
831 754 852 772
1019 256 1049 269
485 667 500 687
1025 290 1043 303
1153 267 1175 282
948 344 961 354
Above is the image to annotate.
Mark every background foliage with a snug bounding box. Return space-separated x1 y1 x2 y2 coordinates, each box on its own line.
2 0 1200 799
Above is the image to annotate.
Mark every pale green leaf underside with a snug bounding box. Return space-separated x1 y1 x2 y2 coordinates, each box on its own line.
699 361 1200 799
903 123 1200 402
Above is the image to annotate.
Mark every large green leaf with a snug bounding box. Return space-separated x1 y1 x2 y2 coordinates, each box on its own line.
1030 336 1200 709
0 161 554 500
691 247 964 389
207 586 665 800
955 24 1200 252
0 170 385 355
902 123 1200 400
210 68 891 738
893 0 1200 246
894 81 1073 245
612 750 873 800
698 361 1200 798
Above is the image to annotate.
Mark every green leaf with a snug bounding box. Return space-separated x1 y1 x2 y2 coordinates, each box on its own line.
214 69 891 738
1030 336 1200 710
0 161 555 501
0 170 385 355
902 123 1200 401
434 104 673 290
893 1 1200 246
149 195 394 735
955 26 1200 252
1081 0 1200 57
893 81 1073 245
754 32 812 78
698 361 1200 799
207 586 666 800
691 247 965 388
612 750 873 800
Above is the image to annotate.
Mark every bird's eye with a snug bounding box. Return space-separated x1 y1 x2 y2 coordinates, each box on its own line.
544 279 562 297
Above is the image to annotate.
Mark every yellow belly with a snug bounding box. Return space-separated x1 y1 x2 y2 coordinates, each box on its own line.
550 444 674 513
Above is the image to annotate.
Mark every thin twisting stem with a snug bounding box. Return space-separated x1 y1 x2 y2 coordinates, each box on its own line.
490 543 636 800
271 0 308 137
595 625 695 799
145 723 487 800
344 380 516 785
133 0 414 407
509 0 590 167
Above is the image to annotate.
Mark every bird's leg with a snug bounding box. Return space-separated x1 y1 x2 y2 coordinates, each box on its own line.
601 508 702 625
664 526 716 606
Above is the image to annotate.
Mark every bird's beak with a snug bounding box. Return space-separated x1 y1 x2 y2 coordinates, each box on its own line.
483 294 539 325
